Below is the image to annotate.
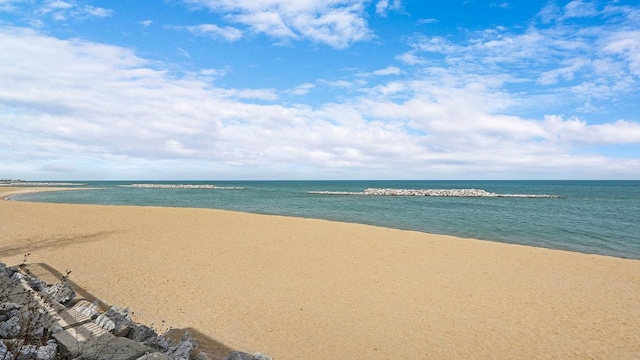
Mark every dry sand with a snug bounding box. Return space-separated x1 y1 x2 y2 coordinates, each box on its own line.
1 187 639 359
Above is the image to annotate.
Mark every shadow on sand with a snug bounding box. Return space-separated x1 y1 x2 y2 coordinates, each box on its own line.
21 262 239 360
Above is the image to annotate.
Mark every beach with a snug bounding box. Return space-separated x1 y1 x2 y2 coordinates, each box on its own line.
1 187 639 359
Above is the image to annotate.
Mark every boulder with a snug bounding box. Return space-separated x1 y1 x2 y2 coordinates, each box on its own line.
0 341 15 360
74 303 100 319
95 314 116 332
0 316 21 338
35 341 57 360
101 306 134 337
128 323 158 343
15 344 37 360
143 336 171 352
164 340 193 360
0 303 22 314
41 282 76 304
54 328 151 360
0 263 15 277
137 353 172 360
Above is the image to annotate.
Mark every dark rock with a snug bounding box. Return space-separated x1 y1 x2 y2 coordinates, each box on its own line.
0 341 15 360
74 303 100 319
36 342 57 360
0 302 22 314
10 272 47 292
164 340 192 360
55 329 151 360
0 316 21 338
15 344 37 360
41 282 76 304
143 336 171 352
95 314 116 332
100 306 134 337
137 352 172 360
128 323 158 343
223 351 273 360
0 263 15 277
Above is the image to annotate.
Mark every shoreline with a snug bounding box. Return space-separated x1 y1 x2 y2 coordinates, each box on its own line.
1 187 639 359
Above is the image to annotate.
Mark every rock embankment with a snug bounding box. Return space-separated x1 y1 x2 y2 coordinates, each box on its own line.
0 262 272 360
120 184 246 190
309 188 560 198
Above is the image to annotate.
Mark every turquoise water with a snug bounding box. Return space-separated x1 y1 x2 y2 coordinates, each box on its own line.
10 180 640 260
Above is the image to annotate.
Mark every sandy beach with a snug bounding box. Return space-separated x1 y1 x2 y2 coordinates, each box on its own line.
1 187 639 359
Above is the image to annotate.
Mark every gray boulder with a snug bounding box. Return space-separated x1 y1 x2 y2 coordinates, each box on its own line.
74 303 100 319
0 316 21 338
15 344 38 360
143 336 171 352
54 329 151 360
164 340 193 360
128 323 158 343
35 341 57 360
0 303 22 314
102 307 134 337
41 282 76 304
137 353 172 360
0 341 15 360
95 314 117 332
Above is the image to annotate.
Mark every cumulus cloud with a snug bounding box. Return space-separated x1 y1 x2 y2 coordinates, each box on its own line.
183 0 372 48
403 4 640 114
1 26 639 179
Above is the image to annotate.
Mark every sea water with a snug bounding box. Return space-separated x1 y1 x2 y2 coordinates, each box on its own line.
10 180 640 260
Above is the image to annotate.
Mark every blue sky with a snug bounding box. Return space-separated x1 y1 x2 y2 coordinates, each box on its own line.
1 0 639 180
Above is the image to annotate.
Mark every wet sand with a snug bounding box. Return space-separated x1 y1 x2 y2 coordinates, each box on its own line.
1 187 639 359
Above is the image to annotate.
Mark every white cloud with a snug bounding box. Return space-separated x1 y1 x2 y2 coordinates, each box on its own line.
83 5 112 18
395 51 425 65
7 0 114 22
417 18 437 25
290 83 316 96
139 20 153 27
319 79 353 87
563 0 599 19
372 66 401 76
375 0 401 17
182 23 243 41
2 26 639 180
183 0 371 48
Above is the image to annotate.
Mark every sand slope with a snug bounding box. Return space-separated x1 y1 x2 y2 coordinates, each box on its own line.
1 188 639 359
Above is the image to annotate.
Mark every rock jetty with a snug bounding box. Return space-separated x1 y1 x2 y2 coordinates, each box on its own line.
0 262 272 360
120 184 246 190
309 188 560 198
0 182 87 186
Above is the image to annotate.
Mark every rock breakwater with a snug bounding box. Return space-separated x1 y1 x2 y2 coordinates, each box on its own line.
0 182 87 186
120 184 246 190
309 188 560 198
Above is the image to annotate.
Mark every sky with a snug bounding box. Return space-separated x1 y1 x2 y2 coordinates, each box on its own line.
1 0 640 180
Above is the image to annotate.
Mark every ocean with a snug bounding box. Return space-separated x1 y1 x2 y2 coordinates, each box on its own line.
9 180 640 260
